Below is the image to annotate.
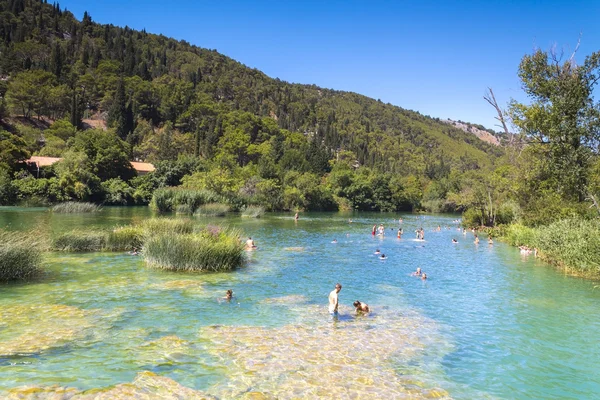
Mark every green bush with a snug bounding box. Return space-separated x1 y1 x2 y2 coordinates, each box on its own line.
0 231 43 281
106 226 144 251
502 224 537 247
52 231 107 252
241 205 265 218
143 228 246 272
149 188 175 213
195 203 230 217
52 202 101 213
496 200 522 225
534 219 600 275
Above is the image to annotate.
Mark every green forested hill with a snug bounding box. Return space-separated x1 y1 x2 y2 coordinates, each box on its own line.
0 0 504 211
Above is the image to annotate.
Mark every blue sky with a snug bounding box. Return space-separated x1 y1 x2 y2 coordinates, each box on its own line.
59 0 599 131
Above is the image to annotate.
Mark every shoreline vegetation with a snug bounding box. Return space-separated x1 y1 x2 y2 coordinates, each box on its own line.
486 218 600 279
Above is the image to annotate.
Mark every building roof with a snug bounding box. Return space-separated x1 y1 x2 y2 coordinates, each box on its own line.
28 156 62 167
129 161 155 173
26 156 155 173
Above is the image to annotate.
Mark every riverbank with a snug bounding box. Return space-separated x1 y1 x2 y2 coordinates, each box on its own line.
487 218 600 280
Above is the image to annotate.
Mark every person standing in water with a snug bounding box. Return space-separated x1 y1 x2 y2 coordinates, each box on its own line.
328 283 342 314
372 225 377 236
245 237 256 250
294 212 299 221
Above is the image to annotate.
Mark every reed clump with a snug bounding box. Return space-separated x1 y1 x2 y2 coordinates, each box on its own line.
106 226 145 251
0 230 43 281
52 202 101 213
143 227 246 272
150 188 221 214
51 231 107 252
241 205 265 218
139 218 194 235
195 203 230 217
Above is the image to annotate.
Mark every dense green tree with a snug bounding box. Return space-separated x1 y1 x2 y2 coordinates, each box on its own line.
509 48 600 202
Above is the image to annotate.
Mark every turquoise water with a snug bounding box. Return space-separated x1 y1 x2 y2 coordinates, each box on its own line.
0 207 599 398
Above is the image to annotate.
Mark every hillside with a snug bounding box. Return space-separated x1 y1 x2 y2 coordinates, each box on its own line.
0 0 505 211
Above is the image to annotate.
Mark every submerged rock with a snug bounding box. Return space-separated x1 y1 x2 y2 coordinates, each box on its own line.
198 306 451 399
5 371 217 399
0 305 95 357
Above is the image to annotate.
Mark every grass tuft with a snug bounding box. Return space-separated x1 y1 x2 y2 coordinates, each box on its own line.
195 203 230 217
241 205 265 218
0 230 43 282
51 231 107 252
52 202 101 213
106 226 145 251
143 227 245 272
139 218 194 235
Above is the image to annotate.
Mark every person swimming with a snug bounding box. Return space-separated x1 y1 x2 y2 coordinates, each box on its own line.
452 238 458 243
224 289 233 301
488 237 494 245
379 254 387 260
332 239 338 244
245 237 257 250
412 267 422 276
353 300 370 313
474 235 480 245
374 249 381 255
421 273 427 280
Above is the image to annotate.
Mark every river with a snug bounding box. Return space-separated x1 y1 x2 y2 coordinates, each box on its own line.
0 207 598 399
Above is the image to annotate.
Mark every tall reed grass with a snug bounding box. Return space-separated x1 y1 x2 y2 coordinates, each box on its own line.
195 203 230 217
150 188 221 214
143 227 245 272
140 218 194 235
0 230 43 281
51 231 107 252
106 226 145 251
241 205 265 218
52 202 101 213
501 218 600 277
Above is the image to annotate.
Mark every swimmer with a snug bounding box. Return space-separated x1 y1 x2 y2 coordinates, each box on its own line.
452 238 458 243
332 239 338 244
437 225 441 232
474 235 480 245
353 300 370 313
223 289 233 301
397 229 402 239
328 283 342 314
245 237 256 250
129 247 139 256
399 218 403 223
348 219 353 223
421 273 427 280
294 212 299 221
379 254 387 260
488 237 493 245
374 249 381 255
412 267 422 276
372 225 377 236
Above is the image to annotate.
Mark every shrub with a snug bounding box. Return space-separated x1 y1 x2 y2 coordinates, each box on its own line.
241 205 265 218
52 202 101 213
149 188 175 213
0 231 43 282
106 226 144 251
52 231 107 252
195 203 230 217
139 218 194 235
143 228 246 272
